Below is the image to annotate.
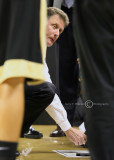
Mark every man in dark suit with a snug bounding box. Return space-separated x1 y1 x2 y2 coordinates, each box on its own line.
49 0 85 137
22 7 86 146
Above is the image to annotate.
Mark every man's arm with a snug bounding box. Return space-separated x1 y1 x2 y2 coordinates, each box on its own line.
46 94 71 131
44 60 87 145
46 94 86 145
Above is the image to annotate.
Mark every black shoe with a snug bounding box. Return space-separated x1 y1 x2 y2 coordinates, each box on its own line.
24 126 43 139
49 126 66 137
15 151 20 157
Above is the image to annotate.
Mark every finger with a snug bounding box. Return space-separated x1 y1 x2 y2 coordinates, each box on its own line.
76 134 86 145
73 135 84 146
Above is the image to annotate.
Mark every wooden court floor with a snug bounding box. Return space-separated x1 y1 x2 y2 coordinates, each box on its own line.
17 125 90 160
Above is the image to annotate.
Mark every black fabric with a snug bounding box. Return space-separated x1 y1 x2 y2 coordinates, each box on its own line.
56 6 79 104
63 103 76 125
21 82 56 135
55 6 79 125
0 0 42 66
73 1 114 160
74 97 85 126
65 97 86 127
0 141 17 160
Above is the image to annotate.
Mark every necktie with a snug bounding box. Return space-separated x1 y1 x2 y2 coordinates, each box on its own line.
63 0 74 8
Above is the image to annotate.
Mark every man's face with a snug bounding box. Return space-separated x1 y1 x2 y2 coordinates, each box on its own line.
46 14 65 47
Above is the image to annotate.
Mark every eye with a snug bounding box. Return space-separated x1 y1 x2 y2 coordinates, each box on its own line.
52 24 57 29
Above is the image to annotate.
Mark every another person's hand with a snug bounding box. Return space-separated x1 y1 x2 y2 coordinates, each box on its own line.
64 127 87 145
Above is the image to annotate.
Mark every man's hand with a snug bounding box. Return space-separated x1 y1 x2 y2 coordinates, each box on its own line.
64 127 87 145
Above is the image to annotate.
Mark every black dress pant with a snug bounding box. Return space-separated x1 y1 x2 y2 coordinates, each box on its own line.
21 82 56 135
73 1 114 160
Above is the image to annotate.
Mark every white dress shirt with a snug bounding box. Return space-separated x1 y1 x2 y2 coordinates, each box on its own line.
43 60 71 131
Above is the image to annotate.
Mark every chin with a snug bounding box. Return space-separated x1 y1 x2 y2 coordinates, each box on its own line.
47 43 53 47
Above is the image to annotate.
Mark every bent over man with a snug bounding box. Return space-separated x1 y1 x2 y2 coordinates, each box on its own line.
22 7 87 146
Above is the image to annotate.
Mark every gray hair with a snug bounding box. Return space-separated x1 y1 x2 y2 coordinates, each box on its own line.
47 7 69 27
